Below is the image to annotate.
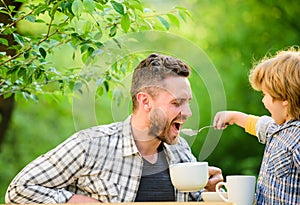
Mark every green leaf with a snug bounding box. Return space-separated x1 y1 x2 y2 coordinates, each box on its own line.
109 25 117 37
24 52 29 59
177 7 191 22
82 49 94 63
121 13 130 32
157 16 170 30
167 13 180 28
8 5 15 12
68 81 75 90
95 3 104 11
12 33 24 47
103 80 109 92
72 51 76 60
113 88 123 107
34 3 48 15
178 10 186 22
83 21 92 34
0 38 8 46
22 91 30 101
112 38 121 48
17 68 26 77
35 19 45 23
50 3 59 18
65 1 75 18
83 0 95 14
72 0 84 18
87 46 94 55
4 92 13 99
24 51 29 59
111 1 125 15
74 82 82 90
96 86 104 96
126 0 143 12
25 15 36 22
7 66 18 75
39 47 47 58
30 93 39 103
10 68 19 83
34 68 44 80
94 30 103 40
80 44 89 53
60 1 67 13
0 9 10 15
95 42 103 48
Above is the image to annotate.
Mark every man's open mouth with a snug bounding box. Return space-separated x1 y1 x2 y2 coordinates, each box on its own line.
173 122 182 131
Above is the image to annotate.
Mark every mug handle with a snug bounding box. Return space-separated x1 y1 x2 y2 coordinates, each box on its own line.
215 182 229 202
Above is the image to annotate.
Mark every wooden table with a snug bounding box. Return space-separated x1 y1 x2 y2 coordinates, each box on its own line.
64 203 235 205
1 203 235 205
10 203 235 205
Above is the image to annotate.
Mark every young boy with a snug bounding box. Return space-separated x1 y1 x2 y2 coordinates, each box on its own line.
213 48 300 205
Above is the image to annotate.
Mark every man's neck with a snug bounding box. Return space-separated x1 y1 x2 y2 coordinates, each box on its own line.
131 114 162 163
135 138 162 163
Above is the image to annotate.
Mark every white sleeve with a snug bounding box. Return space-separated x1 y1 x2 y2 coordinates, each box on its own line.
256 116 274 144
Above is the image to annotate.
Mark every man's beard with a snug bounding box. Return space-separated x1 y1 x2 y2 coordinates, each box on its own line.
148 107 168 141
148 107 181 145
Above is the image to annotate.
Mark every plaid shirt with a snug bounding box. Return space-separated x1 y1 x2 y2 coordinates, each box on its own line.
5 116 198 203
256 116 300 205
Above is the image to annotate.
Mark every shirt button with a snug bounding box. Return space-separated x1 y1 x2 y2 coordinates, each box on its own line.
265 153 270 157
258 176 263 181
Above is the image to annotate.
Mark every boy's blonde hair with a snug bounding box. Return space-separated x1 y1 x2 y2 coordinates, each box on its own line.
249 47 300 120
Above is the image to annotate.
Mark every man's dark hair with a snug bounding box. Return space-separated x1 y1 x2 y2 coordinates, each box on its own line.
130 53 191 111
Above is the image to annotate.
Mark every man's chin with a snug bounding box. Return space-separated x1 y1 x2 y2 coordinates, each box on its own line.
165 135 179 145
156 134 178 145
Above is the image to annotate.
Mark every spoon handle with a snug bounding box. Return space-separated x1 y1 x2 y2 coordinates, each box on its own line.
198 125 214 132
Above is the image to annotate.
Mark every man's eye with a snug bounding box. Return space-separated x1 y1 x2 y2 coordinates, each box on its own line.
172 101 180 106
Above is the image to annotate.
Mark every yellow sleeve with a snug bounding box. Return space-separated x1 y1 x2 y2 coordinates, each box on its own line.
245 115 259 136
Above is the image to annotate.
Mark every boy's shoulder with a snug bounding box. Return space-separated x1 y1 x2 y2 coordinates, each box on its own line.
287 120 300 129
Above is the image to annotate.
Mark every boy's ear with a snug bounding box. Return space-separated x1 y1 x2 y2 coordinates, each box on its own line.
282 100 288 106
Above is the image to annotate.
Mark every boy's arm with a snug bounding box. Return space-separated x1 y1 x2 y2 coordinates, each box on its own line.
214 111 249 129
245 115 259 135
213 111 273 144
213 111 258 136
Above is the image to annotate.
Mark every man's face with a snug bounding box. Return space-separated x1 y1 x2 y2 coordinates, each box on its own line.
148 76 192 144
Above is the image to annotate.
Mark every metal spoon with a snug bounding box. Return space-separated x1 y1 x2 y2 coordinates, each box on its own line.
181 125 214 136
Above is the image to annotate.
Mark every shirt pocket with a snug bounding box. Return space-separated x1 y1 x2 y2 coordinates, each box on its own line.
78 174 121 202
267 145 292 178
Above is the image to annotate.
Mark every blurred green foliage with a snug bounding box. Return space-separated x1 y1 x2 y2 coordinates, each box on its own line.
1 0 300 202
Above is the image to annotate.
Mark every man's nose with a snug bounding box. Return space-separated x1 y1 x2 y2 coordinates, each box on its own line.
181 103 192 118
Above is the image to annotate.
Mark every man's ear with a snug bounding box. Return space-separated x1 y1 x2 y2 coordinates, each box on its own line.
136 92 151 111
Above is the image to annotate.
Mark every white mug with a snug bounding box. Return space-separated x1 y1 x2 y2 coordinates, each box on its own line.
216 175 256 205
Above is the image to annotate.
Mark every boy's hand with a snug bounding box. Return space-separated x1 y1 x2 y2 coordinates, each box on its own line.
213 111 248 129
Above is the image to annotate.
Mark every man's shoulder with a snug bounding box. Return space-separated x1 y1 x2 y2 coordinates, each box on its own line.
78 121 124 139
